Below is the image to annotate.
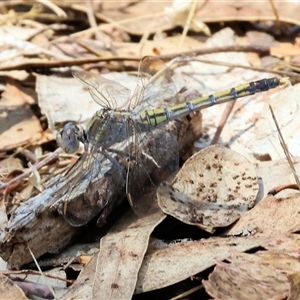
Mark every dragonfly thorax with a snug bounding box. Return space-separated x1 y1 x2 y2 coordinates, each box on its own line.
85 108 133 149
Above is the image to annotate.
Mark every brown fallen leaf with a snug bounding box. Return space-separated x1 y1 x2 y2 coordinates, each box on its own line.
203 250 298 300
11 277 54 299
158 144 258 233
36 74 102 131
60 252 97 300
262 233 300 254
228 194 300 237
136 235 268 294
0 274 28 300
0 78 43 151
92 211 166 299
247 82 298 161
256 156 300 201
287 272 300 300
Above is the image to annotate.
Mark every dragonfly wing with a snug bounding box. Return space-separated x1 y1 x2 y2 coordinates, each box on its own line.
129 56 180 112
57 151 102 226
126 121 179 217
57 147 125 226
73 70 131 109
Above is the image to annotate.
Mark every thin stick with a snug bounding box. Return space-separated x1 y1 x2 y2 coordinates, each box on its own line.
211 100 236 145
0 148 62 190
178 1 199 49
28 247 56 299
269 105 300 189
170 284 203 300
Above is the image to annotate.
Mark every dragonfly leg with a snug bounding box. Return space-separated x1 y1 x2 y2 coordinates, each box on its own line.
106 148 136 162
97 149 127 179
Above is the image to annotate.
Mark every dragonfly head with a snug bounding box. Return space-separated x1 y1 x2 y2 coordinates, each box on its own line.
56 122 86 153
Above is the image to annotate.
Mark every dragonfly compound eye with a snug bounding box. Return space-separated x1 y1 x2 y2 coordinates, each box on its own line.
57 122 80 154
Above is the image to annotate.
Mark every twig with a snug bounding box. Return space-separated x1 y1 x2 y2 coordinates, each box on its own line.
2 270 72 284
210 101 236 145
269 105 300 188
36 0 67 17
0 148 62 190
28 247 56 299
269 0 281 28
2 44 299 81
170 284 203 300
86 0 97 29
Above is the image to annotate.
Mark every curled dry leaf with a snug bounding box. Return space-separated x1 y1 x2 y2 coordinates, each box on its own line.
0 274 28 300
157 144 259 233
228 194 300 237
203 250 300 300
164 0 211 35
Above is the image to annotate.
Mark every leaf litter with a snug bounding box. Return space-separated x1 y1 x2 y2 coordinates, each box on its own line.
157 144 259 233
0 1 300 299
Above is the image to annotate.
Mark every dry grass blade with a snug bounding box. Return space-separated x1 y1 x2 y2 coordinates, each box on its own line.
269 105 300 190
28 247 55 299
178 1 202 48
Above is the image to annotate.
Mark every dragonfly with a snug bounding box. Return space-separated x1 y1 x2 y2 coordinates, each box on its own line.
56 56 288 226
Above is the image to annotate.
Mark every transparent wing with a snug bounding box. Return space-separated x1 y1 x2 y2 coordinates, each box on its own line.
73 70 131 109
125 120 180 217
58 149 125 226
129 56 180 113
61 152 100 226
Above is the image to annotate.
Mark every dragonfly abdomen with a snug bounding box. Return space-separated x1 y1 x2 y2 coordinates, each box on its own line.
139 77 289 126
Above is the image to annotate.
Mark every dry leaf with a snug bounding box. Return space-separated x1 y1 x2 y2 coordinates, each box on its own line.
203 250 298 300
287 272 300 300
228 194 300 237
0 156 23 175
164 0 211 35
36 72 138 131
60 254 97 300
0 274 28 300
248 82 299 160
0 78 42 151
158 145 258 233
136 235 267 294
92 211 165 299
262 233 300 254
255 156 300 200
